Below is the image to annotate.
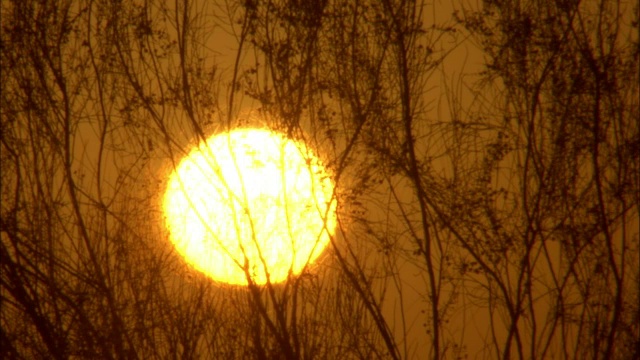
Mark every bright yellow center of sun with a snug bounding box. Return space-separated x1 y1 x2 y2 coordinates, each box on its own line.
163 128 337 285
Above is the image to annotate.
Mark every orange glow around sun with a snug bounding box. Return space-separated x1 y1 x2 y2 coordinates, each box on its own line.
162 128 337 285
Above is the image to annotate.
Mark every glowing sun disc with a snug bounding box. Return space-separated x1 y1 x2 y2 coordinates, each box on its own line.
163 128 336 285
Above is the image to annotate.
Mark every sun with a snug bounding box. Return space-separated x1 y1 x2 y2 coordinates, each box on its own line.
162 128 337 285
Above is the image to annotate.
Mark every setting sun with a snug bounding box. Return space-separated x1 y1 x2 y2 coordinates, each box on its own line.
162 128 336 285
